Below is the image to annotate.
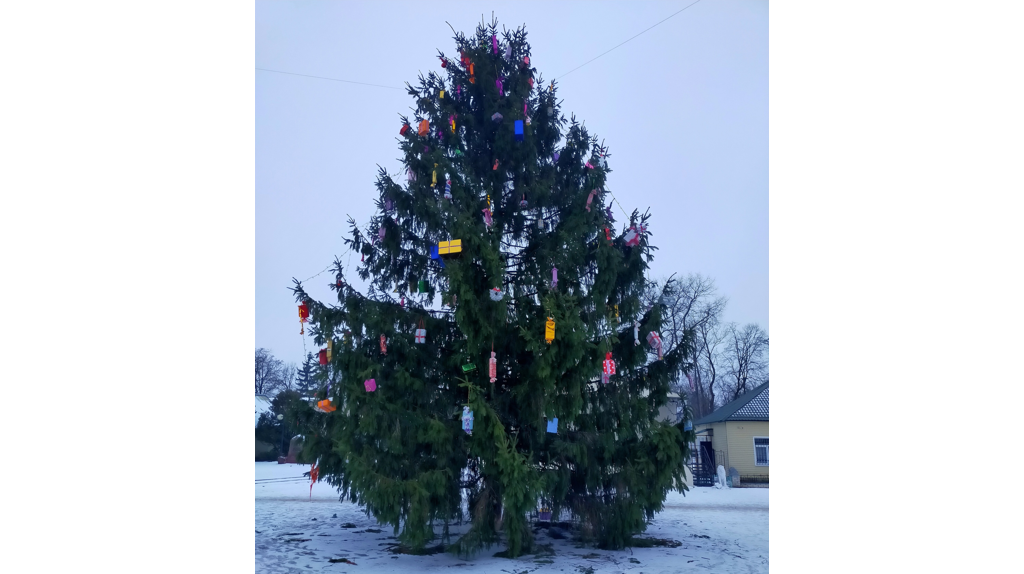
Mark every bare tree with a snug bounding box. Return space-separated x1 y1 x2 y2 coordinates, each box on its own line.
721 323 769 401
256 348 290 396
645 275 728 420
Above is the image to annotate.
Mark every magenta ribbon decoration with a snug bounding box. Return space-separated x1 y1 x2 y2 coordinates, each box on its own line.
492 34 497 54
586 189 597 211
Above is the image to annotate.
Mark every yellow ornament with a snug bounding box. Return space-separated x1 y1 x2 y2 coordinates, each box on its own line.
545 317 555 344
327 339 333 362
432 164 438 187
440 89 445 99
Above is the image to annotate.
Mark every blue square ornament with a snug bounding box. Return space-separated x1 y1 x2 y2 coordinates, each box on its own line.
546 417 558 434
514 120 524 141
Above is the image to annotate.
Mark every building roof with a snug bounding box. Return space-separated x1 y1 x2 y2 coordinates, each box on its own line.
693 382 769 425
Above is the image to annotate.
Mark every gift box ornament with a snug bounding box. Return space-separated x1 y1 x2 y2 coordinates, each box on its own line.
316 399 337 413
437 239 462 257
462 363 477 373
601 372 610 385
319 348 328 366
647 331 664 360
546 417 558 434
489 351 497 383
415 321 426 344
418 279 428 292
489 287 503 301
624 226 641 247
327 339 333 362
364 378 376 392
514 120 524 141
444 179 452 200
545 317 555 344
400 124 410 136
439 89 445 99
462 407 474 435
418 120 429 136
603 352 616 376
552 152 560 163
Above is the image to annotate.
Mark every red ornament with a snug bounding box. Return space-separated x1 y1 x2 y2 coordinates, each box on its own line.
603 352 616 376
318 349 327 365
380 334 387 355
605 228 612 242
298 302 310 334
400 124 410 136
528 77 534 89
440 57 447 68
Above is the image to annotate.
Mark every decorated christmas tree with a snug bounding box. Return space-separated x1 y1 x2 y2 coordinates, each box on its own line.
290 19 695 558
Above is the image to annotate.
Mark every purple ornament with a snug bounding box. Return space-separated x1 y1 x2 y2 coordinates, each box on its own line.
385 198 393 211
606 205 615 223
492 34 497 54
553 152 560 163
551 267 558 289
496 77 503 95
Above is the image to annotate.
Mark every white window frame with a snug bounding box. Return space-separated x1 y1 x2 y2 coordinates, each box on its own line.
753 436 769 466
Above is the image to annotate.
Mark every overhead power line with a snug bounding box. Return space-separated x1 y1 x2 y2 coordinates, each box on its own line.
256 67 404 90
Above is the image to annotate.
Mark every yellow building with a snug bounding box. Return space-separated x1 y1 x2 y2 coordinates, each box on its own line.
693 382 768 486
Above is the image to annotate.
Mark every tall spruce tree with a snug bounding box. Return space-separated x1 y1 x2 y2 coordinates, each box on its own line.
290 20 695 558
294 352 319 399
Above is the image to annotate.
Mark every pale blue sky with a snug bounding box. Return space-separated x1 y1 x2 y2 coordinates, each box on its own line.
256 0 767 365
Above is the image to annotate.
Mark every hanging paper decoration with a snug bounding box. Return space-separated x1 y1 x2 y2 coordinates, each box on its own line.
514 120 524 141
614 305 620 324
605 205 615 223
418 120 429 136
496 76 503 95
415 319 426 344
364 378 376 392
603 352 616 376
298 302 309 334
400 124 410 136
492 34 497 54
462 363 476 373
455 149 463 156
462 406 474 435
547 105 553 115
400 296 405 308
647 331 664 360
489 287 503 301
438 239 462 257
492 112 503 122
489 351 497 383
336 272 344 288
482 207 493 228
546 417 558 434
585 161 595 169
487 193 492 211
450 114 456 132
407 167 415 182
468 62 475 83
444 179 452 200
528 77 534 89
418 279 428 292
432 164 438 187
624 226 641 247
553 152 560 163
634 322 640 346
316 399 336 413
586 189 597 211
380 334 387 355
378 225 386 242
384 197 393 212
524 56 530 66
604 228 612 242
423 145 430 153
684 420 693 431
319 348 328 366
440 89 445 99
505 44 511 60
551 267 558 289
545 317 555 344
538 508 552 521
440 56 447 68
493 159 499 170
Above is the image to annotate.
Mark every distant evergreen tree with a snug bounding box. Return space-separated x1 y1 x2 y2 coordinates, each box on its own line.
294 352 319 399
290 19 695 558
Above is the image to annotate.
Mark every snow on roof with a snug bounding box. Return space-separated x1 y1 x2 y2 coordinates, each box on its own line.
256 395 274 427
693 382 769 425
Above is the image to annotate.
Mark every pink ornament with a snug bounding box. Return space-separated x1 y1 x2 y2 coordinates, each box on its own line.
489 351 497 383
586 189 597 212
364 378 377 392
585 161 595 169
492 34 497 54
551 267 558 289
624 226 640 247
482 207 493 228
603 352 616 376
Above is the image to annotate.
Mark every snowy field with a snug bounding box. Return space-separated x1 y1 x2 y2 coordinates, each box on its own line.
256 462 768 573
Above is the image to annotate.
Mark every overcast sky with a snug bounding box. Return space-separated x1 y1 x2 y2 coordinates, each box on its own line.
256 0 767 366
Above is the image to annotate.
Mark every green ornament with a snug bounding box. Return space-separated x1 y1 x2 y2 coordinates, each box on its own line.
462 363 476 373
455 149 463 156
418 280 428 292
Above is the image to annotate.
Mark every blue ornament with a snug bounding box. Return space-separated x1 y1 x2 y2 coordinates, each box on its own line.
514 120 524 141
546 417 558 434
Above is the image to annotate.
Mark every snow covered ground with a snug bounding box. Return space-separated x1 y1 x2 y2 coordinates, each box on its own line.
256 462 768 573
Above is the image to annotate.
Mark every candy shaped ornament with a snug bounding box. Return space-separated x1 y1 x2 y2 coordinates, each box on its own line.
489 287 503 301
603 352 616 375
545 317 555 344
462 407 474 435
444 179 452 200
551 267 558 289
489 351 497 383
